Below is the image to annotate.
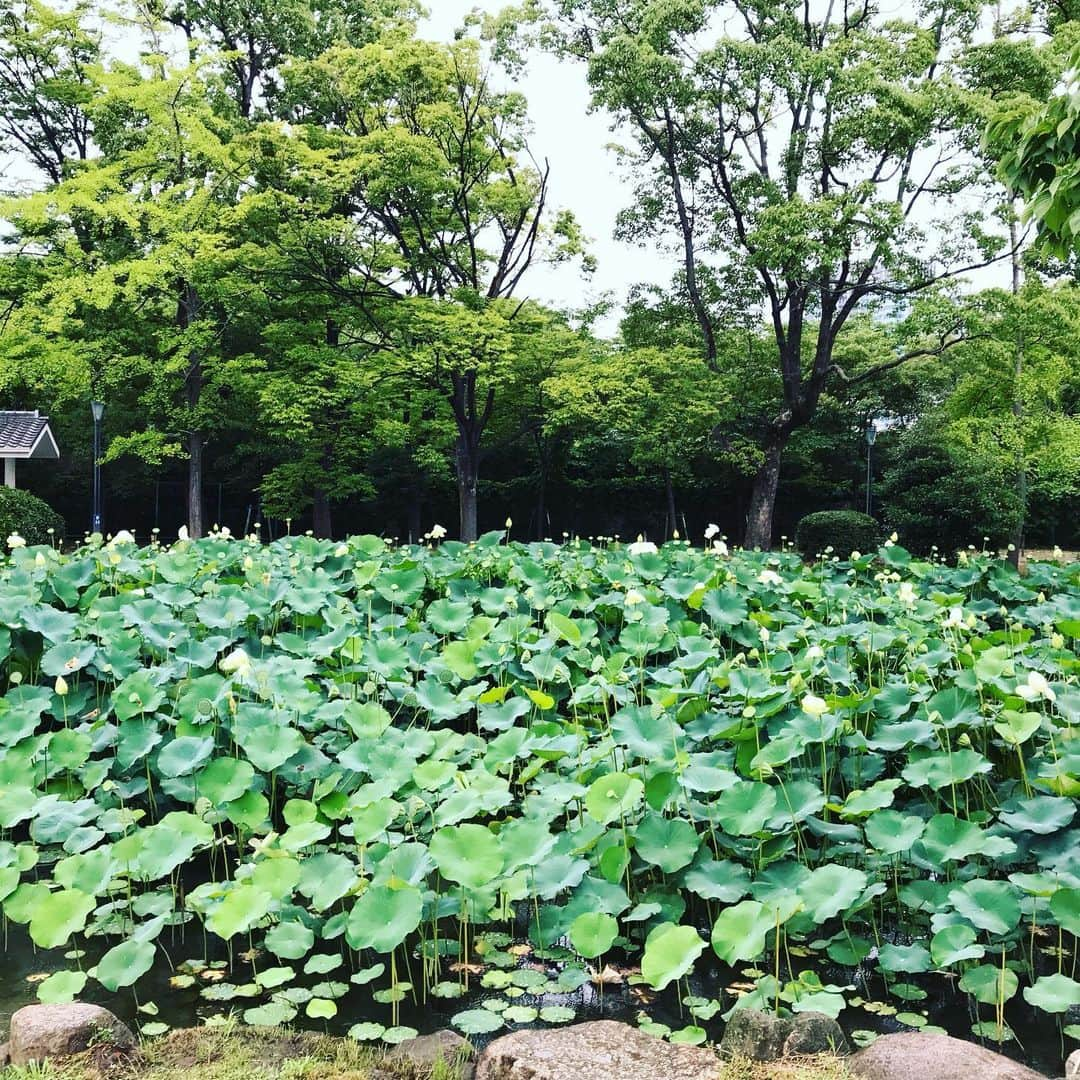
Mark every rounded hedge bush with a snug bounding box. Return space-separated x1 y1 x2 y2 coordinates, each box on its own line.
796 510 880 558
0 487 65 547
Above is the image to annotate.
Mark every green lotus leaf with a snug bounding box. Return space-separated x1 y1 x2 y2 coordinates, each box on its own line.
95 938 156 991
948 879 1021 937
452 1009 505 1035
641 922 705 990
634 813 700 873
864 810 926 855
711 900 774 965
1023 973 1080 1013
430 823 503 889
959 964 1018 1005
797 864 868 923
36 970 88 1004
930 924 985 967
584 772 644 825
713 781 778 836
569 912 618 958
265 920 315 959
999 795 1076 835
345 884 423 953
29 888 95 949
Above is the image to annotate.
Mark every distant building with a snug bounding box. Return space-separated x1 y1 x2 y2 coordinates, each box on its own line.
0 411 60 488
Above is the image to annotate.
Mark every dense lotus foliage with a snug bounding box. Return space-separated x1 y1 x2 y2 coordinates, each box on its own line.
2 531 1079 1048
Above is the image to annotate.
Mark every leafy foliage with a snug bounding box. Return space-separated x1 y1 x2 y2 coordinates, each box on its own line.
1 530 1078 1045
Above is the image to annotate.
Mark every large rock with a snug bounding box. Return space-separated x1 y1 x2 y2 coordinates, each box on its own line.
1066 1049 1079 1079
8 1003 135 1066
474 1020 721 1080
848 1032 1046 1080
719 1008 847 1060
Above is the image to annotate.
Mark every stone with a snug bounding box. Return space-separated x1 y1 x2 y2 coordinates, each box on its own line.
718 1008 847 1061
1066 1048 1079 1079
783 1011 849 1056
385 1028 474 1074
719 1009 792 1061
0 1042 9 1067
8 1003 136 1066
848 1032 1046 1080
474 1020 721 1080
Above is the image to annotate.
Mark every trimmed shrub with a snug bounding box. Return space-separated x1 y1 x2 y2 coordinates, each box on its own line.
0 487 65 546
796 510 880 558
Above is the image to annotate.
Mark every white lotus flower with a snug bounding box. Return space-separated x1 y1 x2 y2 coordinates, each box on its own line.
704 523 720 540
1021 670 1056 703
108 529 136 546
801 693 828 717
713 539 729 556
6 533 25 549
334 543 349 556
757 569 783 587
429 524 447 540
758 626 771 644
219 647 252 676
624 588 646 607
805 644 824 661
178 525 189 541
897 581 917 605
628 539 658 556
943 606 964 629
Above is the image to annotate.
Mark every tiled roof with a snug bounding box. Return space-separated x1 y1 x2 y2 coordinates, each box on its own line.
0 411 60 458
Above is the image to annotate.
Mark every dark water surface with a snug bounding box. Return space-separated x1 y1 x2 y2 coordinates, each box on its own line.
1 925 1073 1075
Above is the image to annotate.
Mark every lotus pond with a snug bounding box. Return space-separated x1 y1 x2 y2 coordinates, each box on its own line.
1 531 1079 1070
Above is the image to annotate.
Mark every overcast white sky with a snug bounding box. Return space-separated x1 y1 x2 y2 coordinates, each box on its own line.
420 1 676 321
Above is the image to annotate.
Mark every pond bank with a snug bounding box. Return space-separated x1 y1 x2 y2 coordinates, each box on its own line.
0 1022 859 1080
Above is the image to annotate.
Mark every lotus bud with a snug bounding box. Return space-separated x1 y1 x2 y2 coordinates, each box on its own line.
243 555 254 570
1051 633 1065 650
10 671 22 685
334 543 349 556
54 675 68 696
957 732 971 748
34 552 46 567
801 693 828 717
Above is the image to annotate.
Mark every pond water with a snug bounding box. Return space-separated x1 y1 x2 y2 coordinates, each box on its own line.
1 923 1071 1075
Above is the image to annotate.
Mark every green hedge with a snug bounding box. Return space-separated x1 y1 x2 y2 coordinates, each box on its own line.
796 510 880 558
0 487 66 547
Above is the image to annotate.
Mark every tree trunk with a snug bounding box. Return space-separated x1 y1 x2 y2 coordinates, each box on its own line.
1007 211 1026 571
187 428 204 539
312 488 332 539
456 436 479 542
664 468 677 539
179 283 205 539
448 369 493 544
744 441 784 549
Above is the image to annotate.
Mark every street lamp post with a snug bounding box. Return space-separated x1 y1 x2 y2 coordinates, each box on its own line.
91 400 104 535
865 420 878 517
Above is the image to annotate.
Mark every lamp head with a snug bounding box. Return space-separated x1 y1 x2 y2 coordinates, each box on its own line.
91 401 105 422
865 421 877 446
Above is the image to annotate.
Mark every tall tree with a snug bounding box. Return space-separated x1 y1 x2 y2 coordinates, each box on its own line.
268 33 589 539
538 0 1010 546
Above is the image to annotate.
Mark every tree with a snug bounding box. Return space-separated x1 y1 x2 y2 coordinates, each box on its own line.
265 33 589 539
538 0 1011 547
545 340 727 538
0 0 98 184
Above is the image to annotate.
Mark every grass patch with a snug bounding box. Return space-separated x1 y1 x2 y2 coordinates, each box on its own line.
0 1023 467 1080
